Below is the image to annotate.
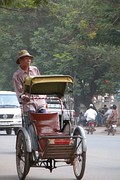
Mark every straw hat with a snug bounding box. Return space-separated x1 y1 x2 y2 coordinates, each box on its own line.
16 50 33 64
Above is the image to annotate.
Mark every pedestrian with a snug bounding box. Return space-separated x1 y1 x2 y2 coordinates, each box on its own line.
102 104 108 114
78 112 86 126
96 109 104 126
12 49 47 113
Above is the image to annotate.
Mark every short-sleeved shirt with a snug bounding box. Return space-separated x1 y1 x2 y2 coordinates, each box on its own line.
109 109 118 122
12 66 46 112
84 108 97 121
104 109 113 119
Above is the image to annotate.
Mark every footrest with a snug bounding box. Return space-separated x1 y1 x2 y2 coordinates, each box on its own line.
40 137 75 159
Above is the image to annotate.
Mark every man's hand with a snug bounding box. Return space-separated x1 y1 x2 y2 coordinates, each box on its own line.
21 94 30 103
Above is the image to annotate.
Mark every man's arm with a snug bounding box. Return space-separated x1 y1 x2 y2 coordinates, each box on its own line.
12 74 23 103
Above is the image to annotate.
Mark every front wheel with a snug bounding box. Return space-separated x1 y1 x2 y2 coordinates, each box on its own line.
73 129 86 179
16 131 30 180
90 127 94 134
14 128 19 135
6 128 12 135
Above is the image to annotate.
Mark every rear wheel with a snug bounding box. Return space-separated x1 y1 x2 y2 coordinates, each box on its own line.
112 128 116 136
90 127 94 134
73 129 86 179
86 126 90 134
91 129 93 134
16 131 30 180
107 128 111 135
107 129 110 135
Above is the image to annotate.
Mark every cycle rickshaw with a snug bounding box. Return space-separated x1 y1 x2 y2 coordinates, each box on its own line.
16 75 87 180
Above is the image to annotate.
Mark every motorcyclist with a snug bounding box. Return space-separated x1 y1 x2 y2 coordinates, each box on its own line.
105 104 117 128
84 104 97 129
103 104 113 125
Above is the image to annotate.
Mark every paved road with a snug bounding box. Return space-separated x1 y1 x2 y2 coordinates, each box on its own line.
0 128 120 180
90 125 120 135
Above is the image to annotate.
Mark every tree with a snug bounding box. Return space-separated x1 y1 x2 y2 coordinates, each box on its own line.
0 0 48 7
30 0 120 112
0 9 39 90
0 0 120 114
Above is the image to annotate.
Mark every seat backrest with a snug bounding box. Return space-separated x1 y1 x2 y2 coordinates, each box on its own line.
30 112 60 134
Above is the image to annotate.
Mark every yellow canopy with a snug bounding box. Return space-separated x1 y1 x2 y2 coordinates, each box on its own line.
23 75 73 97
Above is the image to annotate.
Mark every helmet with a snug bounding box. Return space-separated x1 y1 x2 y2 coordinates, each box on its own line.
89 104 93 108
110 104 113 108
112 104 117 109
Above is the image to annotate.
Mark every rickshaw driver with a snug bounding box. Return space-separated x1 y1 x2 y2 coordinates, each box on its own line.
12 50 47 114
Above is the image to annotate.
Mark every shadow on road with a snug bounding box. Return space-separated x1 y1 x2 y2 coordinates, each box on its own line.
0 175 76 180
0 175 18 180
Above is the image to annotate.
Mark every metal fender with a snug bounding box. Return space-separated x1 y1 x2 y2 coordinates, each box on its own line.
17 127 32 152
73 126 87 152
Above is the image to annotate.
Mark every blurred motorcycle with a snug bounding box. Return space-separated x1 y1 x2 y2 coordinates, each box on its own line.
107 120 117 136
85 120 96 134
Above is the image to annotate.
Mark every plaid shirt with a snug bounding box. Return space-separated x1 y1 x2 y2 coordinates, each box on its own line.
12 66 46 112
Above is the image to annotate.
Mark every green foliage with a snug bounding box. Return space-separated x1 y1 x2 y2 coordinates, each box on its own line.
0 0 48 7
0 0 120 109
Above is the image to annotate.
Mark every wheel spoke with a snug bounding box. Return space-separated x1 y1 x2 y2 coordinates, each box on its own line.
73 129 86 179
16 131 30 179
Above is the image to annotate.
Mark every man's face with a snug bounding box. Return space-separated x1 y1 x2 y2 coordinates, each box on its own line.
19 56 31 67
